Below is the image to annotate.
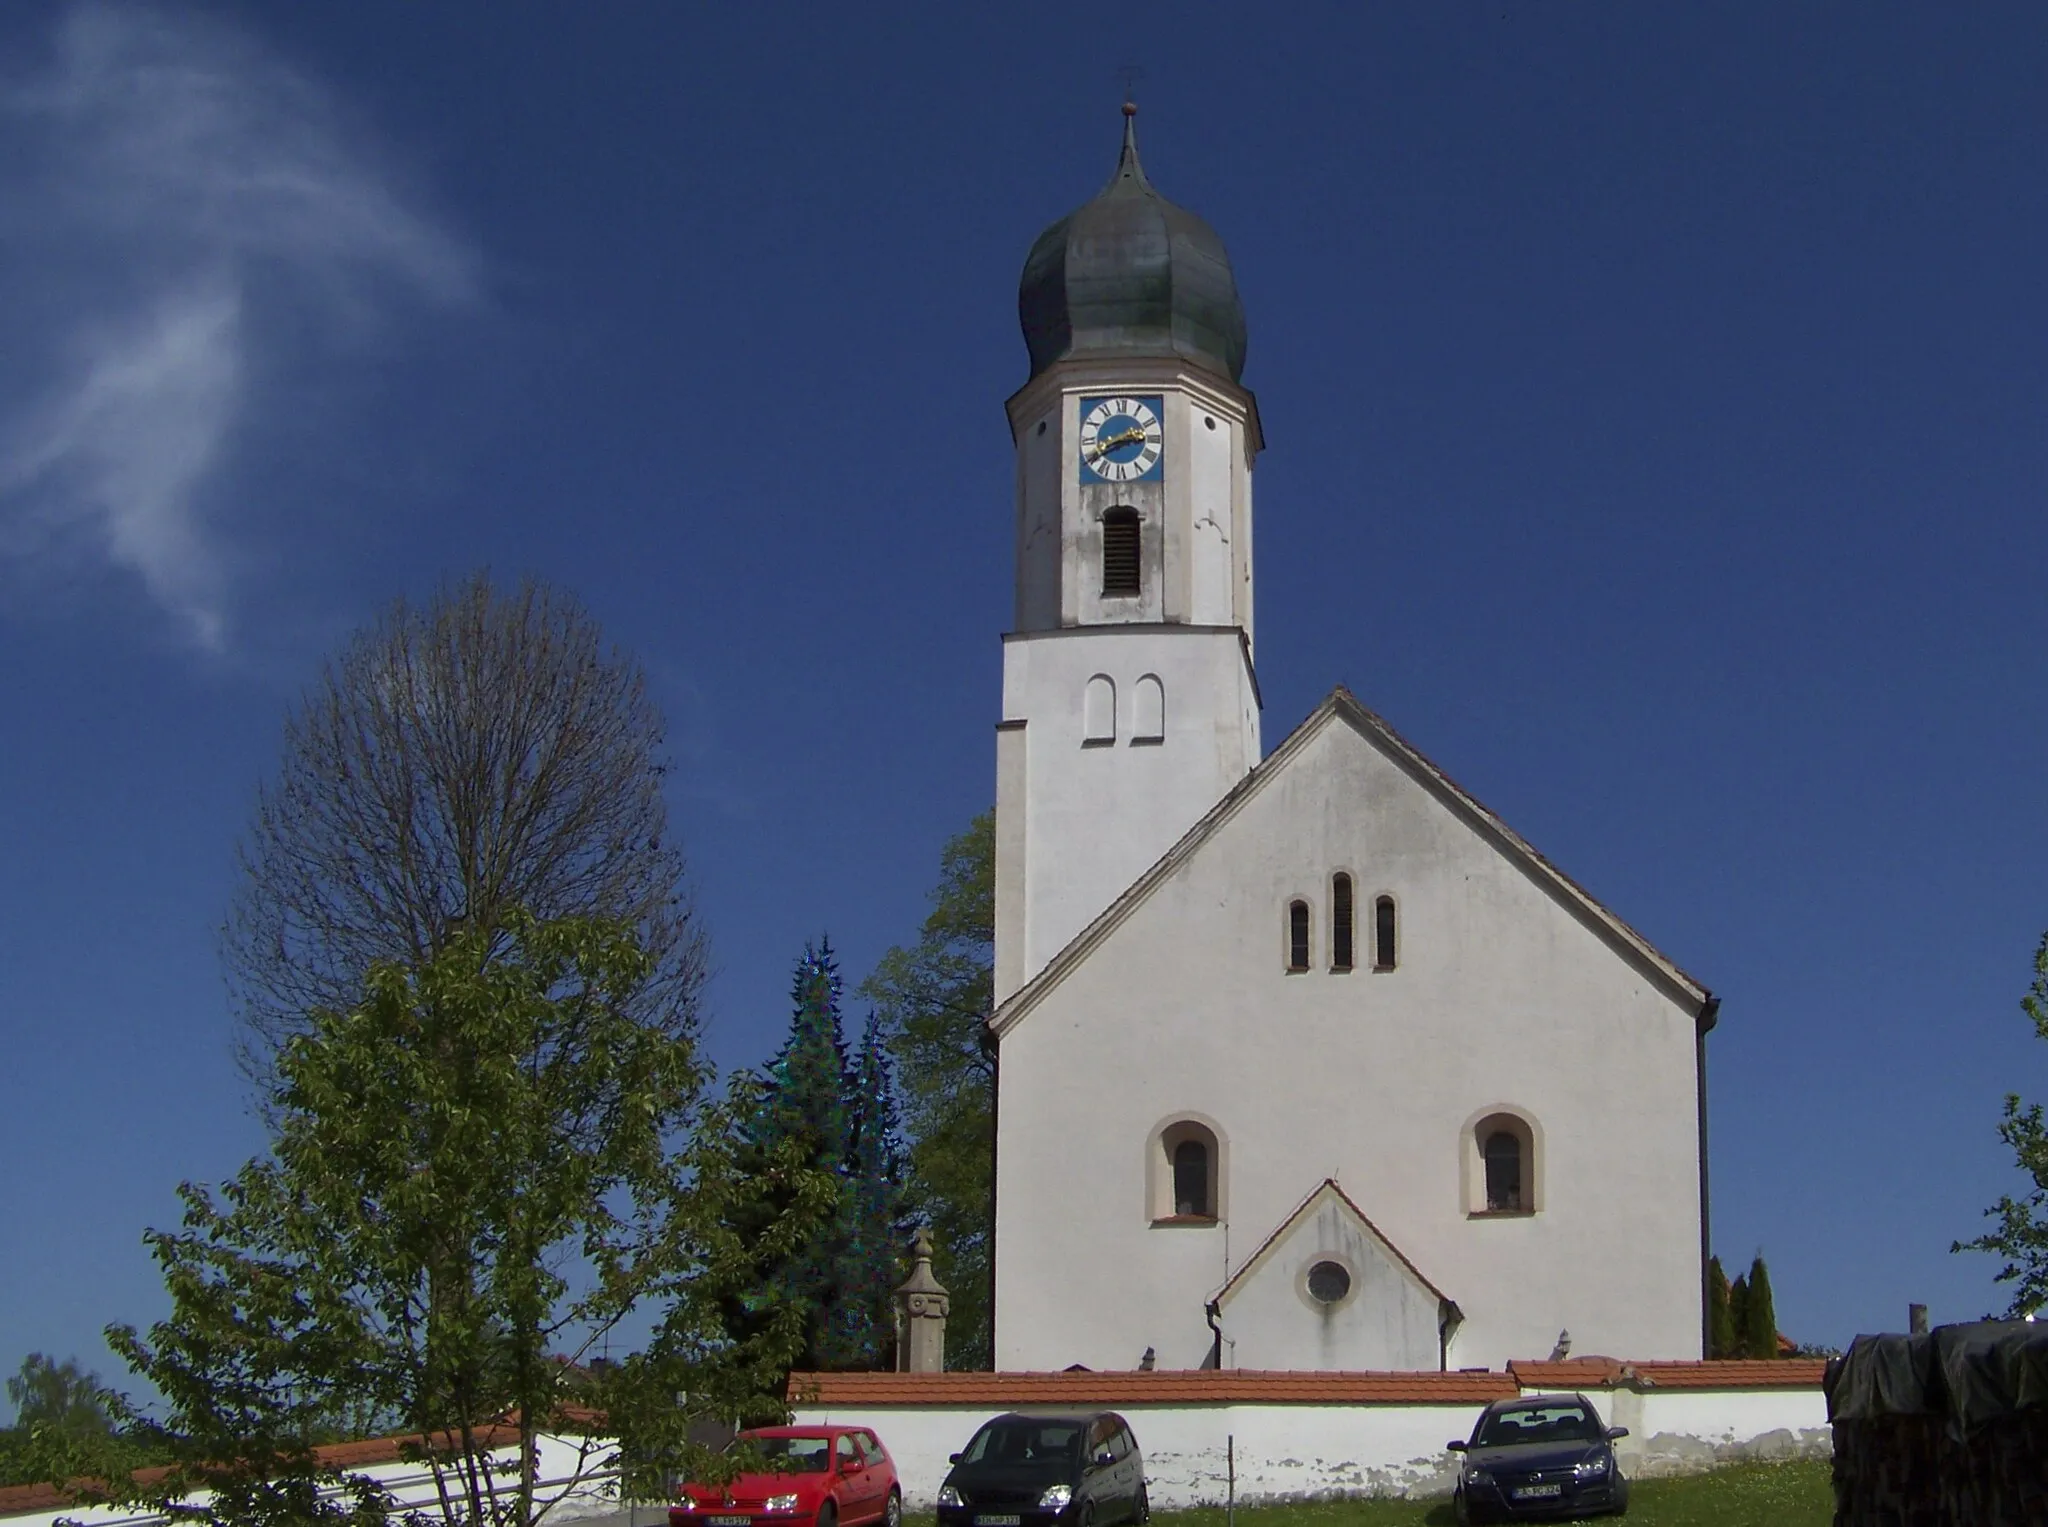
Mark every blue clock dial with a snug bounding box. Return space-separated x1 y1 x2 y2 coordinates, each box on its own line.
1079 395 1164 483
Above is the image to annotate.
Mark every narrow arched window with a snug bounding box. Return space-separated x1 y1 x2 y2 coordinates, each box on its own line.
1132 674 1164 742
1331 874 1355 971
1374 895 1397 970
1287 900 1311 972
1484 1130 1523 1211
1083 674 1116 744
1102 507 1140 596
1172 1139 1210 1218
1154 1119 1223 1224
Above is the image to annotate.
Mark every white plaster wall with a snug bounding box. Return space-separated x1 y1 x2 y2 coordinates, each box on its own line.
1219 1197 1444 1371
787 1403 1486 1508
788 1391 1825 1507
1014 399 1062 631
994 710 1705 1372
1623 1387 1832 1476
1182 393 1241 629
997 626 1259 994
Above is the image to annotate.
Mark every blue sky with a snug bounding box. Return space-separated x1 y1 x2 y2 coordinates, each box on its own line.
2 0 2046 1397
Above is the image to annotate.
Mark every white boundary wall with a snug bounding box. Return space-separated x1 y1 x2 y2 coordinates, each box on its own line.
793 1389 1832 1507
1 1435 621 1527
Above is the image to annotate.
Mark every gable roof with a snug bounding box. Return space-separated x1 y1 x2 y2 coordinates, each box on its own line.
991 686 1713 1038
1212 1177 1451 1309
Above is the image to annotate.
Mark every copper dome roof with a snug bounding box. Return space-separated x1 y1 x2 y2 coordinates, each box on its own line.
1018 108 1248 386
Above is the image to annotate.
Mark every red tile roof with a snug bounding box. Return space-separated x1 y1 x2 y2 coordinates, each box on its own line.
791 1358 1827 1410
1631 1359 1828 1389
789 1370 1517 1406
1507 1357 1827 1391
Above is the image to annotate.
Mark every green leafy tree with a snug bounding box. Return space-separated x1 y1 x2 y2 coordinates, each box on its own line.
1740 1254 1779 1358
839 1012 911 1368
859 812 994 1369
725 944 857 1372
1705 1257 1735 1359
101 914 833 1527
1954 931 2048 1317
0 1354 165 1490
5 1354 115 1435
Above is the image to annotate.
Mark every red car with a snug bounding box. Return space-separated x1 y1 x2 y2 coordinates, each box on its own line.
671 1426 901 1527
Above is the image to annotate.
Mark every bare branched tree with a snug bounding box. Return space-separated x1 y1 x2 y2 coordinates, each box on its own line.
224 572 706 1083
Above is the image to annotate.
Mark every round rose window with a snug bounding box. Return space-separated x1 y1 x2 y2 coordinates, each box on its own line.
1306 1260 1352 1305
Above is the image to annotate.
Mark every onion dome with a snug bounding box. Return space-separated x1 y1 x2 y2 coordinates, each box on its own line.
1018 105 1248 385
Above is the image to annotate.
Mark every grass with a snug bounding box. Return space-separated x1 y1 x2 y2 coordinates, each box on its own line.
905 1459 1833 1527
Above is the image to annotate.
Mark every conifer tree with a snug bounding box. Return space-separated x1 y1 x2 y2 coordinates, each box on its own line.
831 1012 911 1369
723 943 854 1371
1741 1253 1780 1358
1727 1271 1750 1359
1706 1256 1735 1359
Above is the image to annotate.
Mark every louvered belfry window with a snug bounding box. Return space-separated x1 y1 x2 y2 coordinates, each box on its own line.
1102 507 1141 596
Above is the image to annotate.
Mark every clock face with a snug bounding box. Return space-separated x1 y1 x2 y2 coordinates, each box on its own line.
1079 395 1164 483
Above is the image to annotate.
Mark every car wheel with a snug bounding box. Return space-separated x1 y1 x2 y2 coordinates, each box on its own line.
817 1503 838 1527
1132 1485 1149 1525
1452 1487 1473 1527
884 1491 902 1527
1076 1502 1094 1527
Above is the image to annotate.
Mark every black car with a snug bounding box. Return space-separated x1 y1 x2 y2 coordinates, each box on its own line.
1448 1394 1630 1523
935 1412 1147 1527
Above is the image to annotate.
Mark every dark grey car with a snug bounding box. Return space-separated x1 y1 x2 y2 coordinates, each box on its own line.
1448 1394 1630 1523
934 1413 1147 1527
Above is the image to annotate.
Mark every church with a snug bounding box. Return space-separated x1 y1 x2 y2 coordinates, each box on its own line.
986 109 1717 1374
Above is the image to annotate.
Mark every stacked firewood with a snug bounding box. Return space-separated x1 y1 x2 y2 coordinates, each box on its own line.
1827 1323 2048 1527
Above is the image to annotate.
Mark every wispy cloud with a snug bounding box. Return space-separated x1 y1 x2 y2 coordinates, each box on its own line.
0 4 475 649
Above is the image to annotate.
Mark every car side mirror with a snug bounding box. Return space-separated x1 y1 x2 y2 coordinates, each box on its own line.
948 1453 963 1465
1606 1426 1629 1441
845 1458 864 1473
1446 1440 1467 1452
1095 1451 1116 1469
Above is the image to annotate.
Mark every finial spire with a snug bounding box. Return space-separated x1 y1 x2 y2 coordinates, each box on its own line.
1108 98 1150 192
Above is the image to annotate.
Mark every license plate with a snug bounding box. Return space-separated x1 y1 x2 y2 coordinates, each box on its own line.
708 1516 751 1524
975 1516 1022 1525
1512 1484 1562 1499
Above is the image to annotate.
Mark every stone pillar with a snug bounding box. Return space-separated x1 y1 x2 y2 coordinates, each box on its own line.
893 1228 951 1373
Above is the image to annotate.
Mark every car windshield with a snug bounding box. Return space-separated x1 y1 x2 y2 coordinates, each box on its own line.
1473 1404 1603 1447
960 1420 1085 1466
740 1435 832 1472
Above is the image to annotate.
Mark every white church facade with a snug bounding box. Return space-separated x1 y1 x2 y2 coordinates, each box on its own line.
988 109 1717 1374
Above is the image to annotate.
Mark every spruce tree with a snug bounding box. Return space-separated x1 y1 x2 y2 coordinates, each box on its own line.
723 943 854 1371
832 1012 911 1369
1741 1253 1780 1358
1706 1256 1735 1359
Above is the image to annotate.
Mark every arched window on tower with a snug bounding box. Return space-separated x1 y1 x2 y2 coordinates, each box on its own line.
1374 895 1398 971
1132 674 1164 742
1102 507 1141 596
1287 900 1311 973
1331 874 1355 971
1083 674 1116 744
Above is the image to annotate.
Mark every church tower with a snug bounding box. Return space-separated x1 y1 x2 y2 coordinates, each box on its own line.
994 107 1264 1003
